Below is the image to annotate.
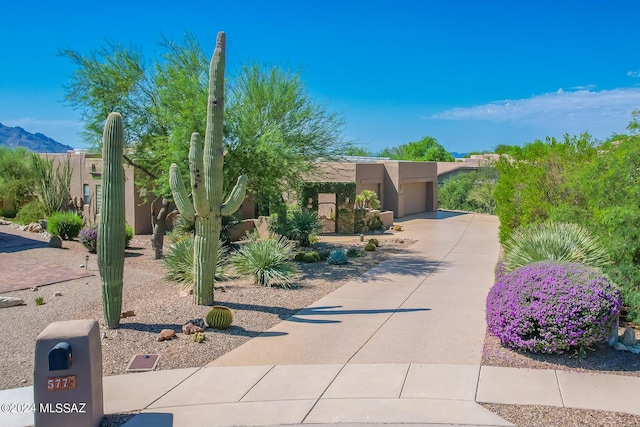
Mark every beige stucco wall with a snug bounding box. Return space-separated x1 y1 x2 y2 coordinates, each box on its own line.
46 152 153 234
382 161 438 217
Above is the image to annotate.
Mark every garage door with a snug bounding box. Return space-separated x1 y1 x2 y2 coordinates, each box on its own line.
403 182 427 215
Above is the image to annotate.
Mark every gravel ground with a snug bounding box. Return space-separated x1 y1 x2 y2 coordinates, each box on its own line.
0 223 411 390
4 221 640 426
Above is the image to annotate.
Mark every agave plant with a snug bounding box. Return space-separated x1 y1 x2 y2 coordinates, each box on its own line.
502 222 611 273
288 209 322 247
231 234 298 288
164 237 229 291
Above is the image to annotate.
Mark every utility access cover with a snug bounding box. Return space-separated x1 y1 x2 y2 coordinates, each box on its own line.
126 354 159 372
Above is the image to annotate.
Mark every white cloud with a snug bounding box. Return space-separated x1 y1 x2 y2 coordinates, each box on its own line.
627 70 640 78
431 88 640 127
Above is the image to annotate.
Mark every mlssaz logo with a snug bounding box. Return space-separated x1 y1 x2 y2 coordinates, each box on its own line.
39 402 87 414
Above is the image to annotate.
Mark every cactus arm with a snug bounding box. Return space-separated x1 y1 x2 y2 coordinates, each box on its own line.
169 164 195 221
188 132 210 217
204 31 226 207
221 175 248 216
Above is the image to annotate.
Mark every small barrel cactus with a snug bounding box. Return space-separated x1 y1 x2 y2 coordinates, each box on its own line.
206 306 233 329
368 238 379 247
364 242 376 251
192 332 206 343
327 249 348 265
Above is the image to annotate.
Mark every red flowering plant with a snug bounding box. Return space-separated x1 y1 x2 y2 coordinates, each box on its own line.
486 261 621 354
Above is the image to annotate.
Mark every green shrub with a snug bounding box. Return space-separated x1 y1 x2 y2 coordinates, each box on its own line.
47 212 84 240
15 199 47 225
288 209 322 247
221 214 240 245
327 249 349 265
231 235 299 288
366 215 383 231
355 190 380 210
346 247 363 257
125 224 133 248
35 296 44 306
164 236 228 290
364 242 376 251
317 249 331 261
502 222 611 273
368 238 379 247
302 252 320 263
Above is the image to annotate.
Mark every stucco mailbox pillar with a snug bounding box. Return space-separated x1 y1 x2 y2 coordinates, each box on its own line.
33 319 103 427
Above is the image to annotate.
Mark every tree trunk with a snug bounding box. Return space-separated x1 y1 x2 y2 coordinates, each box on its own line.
151 197 170 259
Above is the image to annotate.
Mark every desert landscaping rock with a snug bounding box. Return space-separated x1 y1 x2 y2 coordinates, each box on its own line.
0 296 24 309
622 327 637 347
48 235 62 248
182 323 204 335
157 329 177 341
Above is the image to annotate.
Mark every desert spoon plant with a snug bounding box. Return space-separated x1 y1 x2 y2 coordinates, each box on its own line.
98 112 126 328
170 32 247 305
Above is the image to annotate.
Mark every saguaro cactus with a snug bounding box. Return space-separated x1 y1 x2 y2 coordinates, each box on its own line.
170 32 247 305
98 112 126 328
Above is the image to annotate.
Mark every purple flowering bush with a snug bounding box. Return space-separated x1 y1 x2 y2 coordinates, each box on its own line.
486 261 621 354
79 225 98 253
79 224 133 253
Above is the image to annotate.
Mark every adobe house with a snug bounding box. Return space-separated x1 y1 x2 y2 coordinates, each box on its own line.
437 154 500 184
309 159 439 218
46 152 154 234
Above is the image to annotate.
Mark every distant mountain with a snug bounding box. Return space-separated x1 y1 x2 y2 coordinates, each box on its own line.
450 151 469 158
0 122 73 153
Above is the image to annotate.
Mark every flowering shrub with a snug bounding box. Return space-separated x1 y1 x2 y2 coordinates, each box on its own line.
486 261 621 354
79 225 98 253
80 223 134 253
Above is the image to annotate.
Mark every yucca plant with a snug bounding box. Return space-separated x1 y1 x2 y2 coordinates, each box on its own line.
164 237 229 291
231 234 298 288
502 222 611 273
288 209 322 247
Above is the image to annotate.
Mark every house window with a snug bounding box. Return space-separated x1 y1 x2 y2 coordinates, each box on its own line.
96 185 102 214
83 184 90 205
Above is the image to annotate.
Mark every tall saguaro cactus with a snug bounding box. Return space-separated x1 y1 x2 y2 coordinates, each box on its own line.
98 112 126 328
170 32 248 305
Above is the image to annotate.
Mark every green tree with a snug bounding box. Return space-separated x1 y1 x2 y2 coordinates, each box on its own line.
61 35 346 221
380 136 453 161
0 147 34 217
341 145 373 157
224 64 346 214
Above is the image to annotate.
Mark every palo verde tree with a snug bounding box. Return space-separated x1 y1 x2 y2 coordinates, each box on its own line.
61 33 346 236
224 63 347 215
60 34 209 258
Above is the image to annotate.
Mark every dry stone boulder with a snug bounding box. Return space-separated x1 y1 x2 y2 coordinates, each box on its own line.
182 318 206 335
49 236 62 248
0 297 25 308
157 329 177 341
622 327 637 347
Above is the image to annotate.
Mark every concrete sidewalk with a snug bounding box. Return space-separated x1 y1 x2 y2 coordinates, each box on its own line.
2 212 638 427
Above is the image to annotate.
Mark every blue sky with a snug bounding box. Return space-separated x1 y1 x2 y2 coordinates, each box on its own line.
2 1 640 154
